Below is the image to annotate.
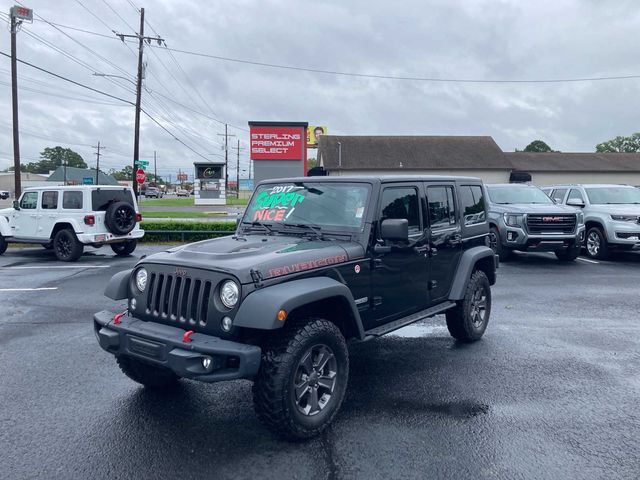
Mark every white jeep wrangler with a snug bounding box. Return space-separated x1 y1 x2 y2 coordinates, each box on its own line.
0 185 144 261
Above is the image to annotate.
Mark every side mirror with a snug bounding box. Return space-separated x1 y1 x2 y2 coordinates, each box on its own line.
12 200 20 210
380 218 409 242
567 198 585 208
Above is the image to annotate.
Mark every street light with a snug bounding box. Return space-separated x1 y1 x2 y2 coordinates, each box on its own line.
92 73 136 86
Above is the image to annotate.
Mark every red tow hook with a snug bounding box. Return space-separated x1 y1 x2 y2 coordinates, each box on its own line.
113 312 126 325
182 330 194 343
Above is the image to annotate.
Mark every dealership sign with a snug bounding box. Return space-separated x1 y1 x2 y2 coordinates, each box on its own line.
250 126 304 160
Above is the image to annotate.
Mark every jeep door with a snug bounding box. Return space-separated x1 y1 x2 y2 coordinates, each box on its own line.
370 183 429 324
38 191 60 238
424 183 463 303
11 191 40 239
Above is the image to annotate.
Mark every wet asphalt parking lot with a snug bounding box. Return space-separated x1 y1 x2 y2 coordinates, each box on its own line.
1 245 639 480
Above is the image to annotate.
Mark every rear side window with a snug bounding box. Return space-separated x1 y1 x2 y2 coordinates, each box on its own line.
20 191 38 209
459 185 486 226
550 188 567 203
379 187 422 235
91 189 134 211
63 191 83 209
427 186 457 228
41 191 58 210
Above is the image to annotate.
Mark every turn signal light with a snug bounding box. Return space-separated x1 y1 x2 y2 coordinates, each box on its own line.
135 213 142 222
84 215 95 226
277 309 287 321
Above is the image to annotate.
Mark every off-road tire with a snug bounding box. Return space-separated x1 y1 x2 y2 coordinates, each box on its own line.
105 201 136 236
489 227 511 262
53 229 84 262
116 355 179 388
555 246 580 262
0 236 7 255
111 240 137 256
585 227 610 260
253 319 349 440
446 270 491 342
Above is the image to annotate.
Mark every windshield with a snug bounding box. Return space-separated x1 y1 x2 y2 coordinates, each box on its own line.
487 186 554 205
243 182 371 231
585 187 640 205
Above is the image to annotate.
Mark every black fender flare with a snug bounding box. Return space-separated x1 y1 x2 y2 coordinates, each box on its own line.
104 269 132 300
448 246 497 301
234 276 365 339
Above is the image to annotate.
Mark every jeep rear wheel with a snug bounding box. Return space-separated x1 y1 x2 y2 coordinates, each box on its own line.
446 270 491 342
585 227 609 260
53 229 84 262
0 236 7 255
116 355 179 389
111 240 137 256
253 319 349 440
489 227 511 262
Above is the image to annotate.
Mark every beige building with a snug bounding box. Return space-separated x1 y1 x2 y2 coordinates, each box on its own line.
317 136 640 186
0 172 49 197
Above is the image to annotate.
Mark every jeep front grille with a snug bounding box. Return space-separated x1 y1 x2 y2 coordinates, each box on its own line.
526 214 576 234
145 272 211 327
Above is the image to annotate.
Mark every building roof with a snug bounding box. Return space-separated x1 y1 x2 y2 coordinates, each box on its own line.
318 135 509 171
505 152 640 172
47 166 119 185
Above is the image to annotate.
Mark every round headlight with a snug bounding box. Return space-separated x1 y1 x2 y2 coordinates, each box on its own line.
135 268 148 292
220 280 239 308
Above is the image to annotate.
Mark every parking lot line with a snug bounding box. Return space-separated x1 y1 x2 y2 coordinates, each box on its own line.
0 265 111 269
577 257 600 264
0 287 59 292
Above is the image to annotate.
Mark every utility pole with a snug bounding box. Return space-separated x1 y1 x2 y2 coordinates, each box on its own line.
153 150 157 184
9 6 32 198
217 124 235 202
232 139 245 198
114 8 164 196
92 141 104 185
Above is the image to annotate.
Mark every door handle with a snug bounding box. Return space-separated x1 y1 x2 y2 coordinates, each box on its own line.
415 245 428 253
449 234 462 246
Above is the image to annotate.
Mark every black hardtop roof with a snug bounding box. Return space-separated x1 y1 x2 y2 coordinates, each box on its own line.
257 175 483 185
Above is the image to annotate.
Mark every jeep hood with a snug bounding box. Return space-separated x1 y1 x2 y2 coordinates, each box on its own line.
142 234 365 284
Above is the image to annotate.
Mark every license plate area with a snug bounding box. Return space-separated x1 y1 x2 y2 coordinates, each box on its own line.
127 335 166 361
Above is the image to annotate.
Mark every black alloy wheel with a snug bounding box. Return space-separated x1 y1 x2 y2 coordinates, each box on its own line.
446 270 492 342
53 229 84 262
110 240 137 256
0 235 7 255
105 201 136 236
293 344 338 417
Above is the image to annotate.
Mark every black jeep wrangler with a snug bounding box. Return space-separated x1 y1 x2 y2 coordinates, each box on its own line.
94 176 498 439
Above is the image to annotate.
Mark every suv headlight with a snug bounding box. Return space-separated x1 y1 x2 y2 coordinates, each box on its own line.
135 268 148 292
577 212 584 225
611 214 637 222
503 213 524 227
220 280 239 308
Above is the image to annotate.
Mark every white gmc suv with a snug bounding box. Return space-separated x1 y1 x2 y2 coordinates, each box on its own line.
0 185 144 261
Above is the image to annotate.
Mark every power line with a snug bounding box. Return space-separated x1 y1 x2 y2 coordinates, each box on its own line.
152 44 640 85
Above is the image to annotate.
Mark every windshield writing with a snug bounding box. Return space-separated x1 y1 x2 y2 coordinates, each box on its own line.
245 183 370 229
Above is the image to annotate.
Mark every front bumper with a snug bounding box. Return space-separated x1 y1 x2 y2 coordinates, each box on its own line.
500 224 585 252
94 310 261 382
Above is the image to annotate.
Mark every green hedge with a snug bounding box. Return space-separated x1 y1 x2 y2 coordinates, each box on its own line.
140 220 236 243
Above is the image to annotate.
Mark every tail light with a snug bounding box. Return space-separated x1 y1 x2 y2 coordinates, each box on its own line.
84 215 95 226
136 213 142 222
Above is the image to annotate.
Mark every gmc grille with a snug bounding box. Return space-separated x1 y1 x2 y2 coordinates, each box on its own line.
526 214 576 234
145 272 212 327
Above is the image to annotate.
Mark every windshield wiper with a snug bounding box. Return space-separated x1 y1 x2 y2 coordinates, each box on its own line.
282 223 324 238
242 221 277 234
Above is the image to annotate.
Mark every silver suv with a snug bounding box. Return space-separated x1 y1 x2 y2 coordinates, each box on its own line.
542 184 640 259
485 184 585 261
0 185 144 261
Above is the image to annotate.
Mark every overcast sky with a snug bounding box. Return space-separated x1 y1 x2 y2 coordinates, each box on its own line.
1 0 640 179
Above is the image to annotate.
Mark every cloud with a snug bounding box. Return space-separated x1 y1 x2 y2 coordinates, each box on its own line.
1 0 639 175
